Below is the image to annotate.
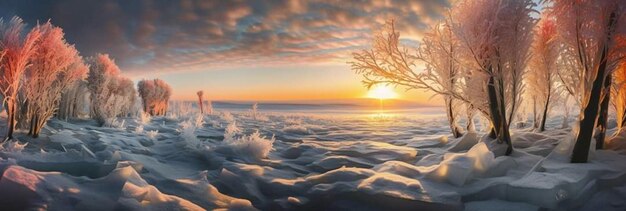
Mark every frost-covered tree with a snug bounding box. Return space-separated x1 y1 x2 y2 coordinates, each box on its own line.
613 64 626 134
0 17 41 140
87 54 136 126
528 18 559 132
137 79 172 116
551 0 626 162
58 80 89 120
452 0 537 155
351 19 476 138
118 77 138 117
197 90 204 114
20 22 87 137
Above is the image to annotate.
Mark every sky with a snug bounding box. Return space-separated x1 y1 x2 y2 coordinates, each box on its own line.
0 0 450 103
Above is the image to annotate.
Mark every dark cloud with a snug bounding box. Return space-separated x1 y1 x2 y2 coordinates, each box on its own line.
0 0 449 75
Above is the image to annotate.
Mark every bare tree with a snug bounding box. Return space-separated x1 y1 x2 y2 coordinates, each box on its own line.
0 17 41 141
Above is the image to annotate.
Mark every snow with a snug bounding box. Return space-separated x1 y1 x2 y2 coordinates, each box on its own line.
0 109 624 210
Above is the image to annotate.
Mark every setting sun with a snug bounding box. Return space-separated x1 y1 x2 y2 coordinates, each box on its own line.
367 85 398 99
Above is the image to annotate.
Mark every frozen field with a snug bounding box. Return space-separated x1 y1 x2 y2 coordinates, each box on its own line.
0 105 625 210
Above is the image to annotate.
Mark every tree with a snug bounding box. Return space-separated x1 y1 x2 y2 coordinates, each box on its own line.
611 62 626 134
451 0 536 155
528 18 559 132
0 17 41 141
87 54 136 126
551 0 626 162
58 80 89 120
351 19 476 138
137 79 172 116
20 22 87 138
197 90 204 114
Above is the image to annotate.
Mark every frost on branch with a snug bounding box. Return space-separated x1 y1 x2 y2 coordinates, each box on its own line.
138 79 172 116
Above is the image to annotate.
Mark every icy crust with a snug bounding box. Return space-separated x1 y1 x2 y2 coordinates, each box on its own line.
0 112 626 210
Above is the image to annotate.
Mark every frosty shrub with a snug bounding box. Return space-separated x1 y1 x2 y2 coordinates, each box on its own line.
177 119 200 148
223 121 274 162
146 130 159 140
137 79 172 116
206 100 213 115
134 125 144 134
221 112 234 122
138 111 152 125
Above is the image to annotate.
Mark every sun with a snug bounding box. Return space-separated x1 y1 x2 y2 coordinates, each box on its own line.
367 85 398 99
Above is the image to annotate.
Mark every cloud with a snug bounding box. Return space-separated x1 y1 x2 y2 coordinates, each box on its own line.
0 0 449 75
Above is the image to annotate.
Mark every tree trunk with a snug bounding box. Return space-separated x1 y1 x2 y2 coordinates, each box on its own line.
596 74 611 149
488 126 497 139
571 50 609 163
539 92 551 132
621 108 626 131
486 75 513 155
466 109 475 132
572 10 617 163
4 100 15 141
28 115 36 135
533 97 539 129
446 98 463 138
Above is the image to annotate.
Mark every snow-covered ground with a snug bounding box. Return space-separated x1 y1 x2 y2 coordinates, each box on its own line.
0 108 625 211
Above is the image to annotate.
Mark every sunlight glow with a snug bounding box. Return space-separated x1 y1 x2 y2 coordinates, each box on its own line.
367 85 398 100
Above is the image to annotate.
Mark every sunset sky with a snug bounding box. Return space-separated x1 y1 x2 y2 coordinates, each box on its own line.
0 0 450 104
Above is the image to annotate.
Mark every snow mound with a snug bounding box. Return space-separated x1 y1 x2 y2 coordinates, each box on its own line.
429 142 495 186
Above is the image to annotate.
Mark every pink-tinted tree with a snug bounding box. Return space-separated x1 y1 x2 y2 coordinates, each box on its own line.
528 18 560 132
20 22 87 137
550 0 626 162
137 79 172 116
451 0 536 155
0 17 41 141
